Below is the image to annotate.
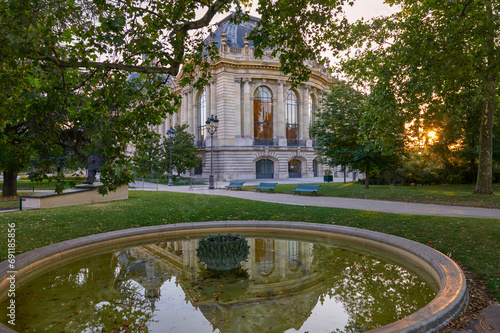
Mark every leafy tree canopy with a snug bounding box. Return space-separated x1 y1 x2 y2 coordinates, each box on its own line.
311 81 402 189
1 0 347 195
333 0 500 194
132 124 201 179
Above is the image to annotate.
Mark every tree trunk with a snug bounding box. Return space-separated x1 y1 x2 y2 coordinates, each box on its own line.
474 95 495 194
475 5 496 195
2 171 18 197
364 163 370 189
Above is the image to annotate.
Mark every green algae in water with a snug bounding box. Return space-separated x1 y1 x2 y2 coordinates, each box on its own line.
0 236 435 333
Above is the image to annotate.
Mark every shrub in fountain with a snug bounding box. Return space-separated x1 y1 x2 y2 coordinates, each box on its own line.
196 234 250 271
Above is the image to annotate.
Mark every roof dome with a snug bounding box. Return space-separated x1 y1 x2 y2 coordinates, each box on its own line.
208 13 261 49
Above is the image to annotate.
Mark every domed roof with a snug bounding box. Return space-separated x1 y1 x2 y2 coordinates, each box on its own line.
208 13 261 49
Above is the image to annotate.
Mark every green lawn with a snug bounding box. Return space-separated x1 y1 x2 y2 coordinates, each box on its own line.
244 182 500 209
1 190 499 301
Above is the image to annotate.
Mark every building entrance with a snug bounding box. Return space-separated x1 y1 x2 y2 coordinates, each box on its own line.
288 159 301 178
256 159 274 179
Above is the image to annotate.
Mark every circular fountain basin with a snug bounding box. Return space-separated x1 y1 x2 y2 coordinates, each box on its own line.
0 221 468 333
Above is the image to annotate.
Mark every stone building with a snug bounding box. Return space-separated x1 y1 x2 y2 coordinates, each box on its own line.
155 13 333 181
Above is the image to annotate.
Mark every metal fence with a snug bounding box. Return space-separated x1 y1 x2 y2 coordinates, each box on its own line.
0 199 20 211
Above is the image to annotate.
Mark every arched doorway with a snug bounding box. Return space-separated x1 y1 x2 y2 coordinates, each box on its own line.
256 159 274 179
288 159 301 178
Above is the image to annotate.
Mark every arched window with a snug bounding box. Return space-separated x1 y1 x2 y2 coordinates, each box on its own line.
286 90 299 146
197 91 206 147
256 159 274 179
254 86 273 145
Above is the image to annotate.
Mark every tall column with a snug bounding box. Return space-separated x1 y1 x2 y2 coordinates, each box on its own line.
276 80 286 145
302 85 311 140
206 82 212 119
179 90 186 126
189 89 196 135
185 87 193 127
173 111 178 126
166 116 171 131
234 78 242 138
161 120 166 141
243 78 252 138
210 78 217 117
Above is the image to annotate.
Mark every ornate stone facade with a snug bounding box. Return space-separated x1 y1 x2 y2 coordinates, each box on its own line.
157 14 332 181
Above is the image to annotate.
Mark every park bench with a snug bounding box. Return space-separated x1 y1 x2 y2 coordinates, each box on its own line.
254 182 277 193
225 181 245 190
291 184 321 196
17 185 35 191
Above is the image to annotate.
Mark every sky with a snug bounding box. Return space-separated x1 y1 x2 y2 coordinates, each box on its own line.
344 0 399 21
208 0 399 25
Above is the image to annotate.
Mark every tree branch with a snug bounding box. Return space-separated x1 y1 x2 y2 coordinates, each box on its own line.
32 53 179 75
460 0 474 17
179 0 232 31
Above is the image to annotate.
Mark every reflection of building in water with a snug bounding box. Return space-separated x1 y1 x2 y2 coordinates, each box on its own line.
114 238 326 332
116 249 168 310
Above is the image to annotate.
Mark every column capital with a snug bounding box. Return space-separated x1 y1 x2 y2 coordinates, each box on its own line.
234 78 242 84
243 77 252 84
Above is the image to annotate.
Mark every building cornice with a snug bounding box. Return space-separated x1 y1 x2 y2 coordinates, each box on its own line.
211 58 332 87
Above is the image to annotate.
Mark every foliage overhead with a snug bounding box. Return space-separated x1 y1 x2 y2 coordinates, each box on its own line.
0 0 348 194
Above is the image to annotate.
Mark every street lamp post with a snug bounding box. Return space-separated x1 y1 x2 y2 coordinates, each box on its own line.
206 115 219 189
167 128 176 186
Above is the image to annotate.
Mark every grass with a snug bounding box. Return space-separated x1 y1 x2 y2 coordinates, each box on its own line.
1 190 499 301
243 182 500 209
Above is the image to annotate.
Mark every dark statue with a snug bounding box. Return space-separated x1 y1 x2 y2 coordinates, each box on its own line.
84 154 106 184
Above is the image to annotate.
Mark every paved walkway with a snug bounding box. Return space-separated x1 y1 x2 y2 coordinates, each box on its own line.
130 179 500 220
450 304 500 333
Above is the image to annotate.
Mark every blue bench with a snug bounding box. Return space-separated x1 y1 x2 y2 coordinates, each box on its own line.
225 181 245 190
254 182 277 193
292 184 320 196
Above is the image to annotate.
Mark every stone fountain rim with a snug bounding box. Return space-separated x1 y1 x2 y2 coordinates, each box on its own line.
0 221 468 333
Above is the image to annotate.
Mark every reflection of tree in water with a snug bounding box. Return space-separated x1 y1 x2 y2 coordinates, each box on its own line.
312 245 436 332
10 252 154 333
